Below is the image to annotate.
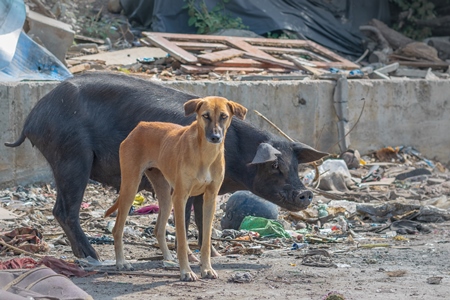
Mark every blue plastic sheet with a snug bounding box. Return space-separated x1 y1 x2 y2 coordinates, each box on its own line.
0 0 72 81
0 0 25 70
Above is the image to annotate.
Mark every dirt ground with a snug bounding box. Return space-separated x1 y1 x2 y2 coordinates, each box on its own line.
69 221 450 300
72 234 450 300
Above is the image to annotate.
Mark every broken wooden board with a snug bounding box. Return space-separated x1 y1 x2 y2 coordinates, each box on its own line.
144 34 197 64
283 54 326 76
181 64 264 74
174 42 228 51
198 49 244 64
257 46 331 62
212 58 274 68
141 32 360 70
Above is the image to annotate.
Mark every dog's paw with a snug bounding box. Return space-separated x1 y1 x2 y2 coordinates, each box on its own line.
211 247 221 258
201 267 218 279
188 253 200 263
180 270 198 282
116 261 134 271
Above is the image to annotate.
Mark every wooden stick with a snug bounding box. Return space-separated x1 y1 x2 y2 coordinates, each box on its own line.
0 240 46 259
253 110 294 142
98 270 179 278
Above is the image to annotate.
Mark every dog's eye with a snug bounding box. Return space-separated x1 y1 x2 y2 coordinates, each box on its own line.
220 114 228 120
272 161 279 169
202 114 209 120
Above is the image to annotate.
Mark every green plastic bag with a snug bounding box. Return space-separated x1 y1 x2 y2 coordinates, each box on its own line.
239 216 291 238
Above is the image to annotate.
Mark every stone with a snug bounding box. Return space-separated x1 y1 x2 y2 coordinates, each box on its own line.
25 10 75 66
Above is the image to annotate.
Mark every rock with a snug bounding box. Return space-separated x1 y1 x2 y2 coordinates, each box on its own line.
26 10 75 66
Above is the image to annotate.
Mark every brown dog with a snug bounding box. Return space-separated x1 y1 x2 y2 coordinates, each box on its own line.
104 96 247 281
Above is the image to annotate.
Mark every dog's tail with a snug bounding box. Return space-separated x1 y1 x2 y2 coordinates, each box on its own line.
104 201 119 218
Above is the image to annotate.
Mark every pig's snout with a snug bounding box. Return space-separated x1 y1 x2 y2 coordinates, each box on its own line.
294 190 313 207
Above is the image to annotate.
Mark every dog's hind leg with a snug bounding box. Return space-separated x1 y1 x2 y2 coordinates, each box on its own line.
112 158 143 270
145 169 174 261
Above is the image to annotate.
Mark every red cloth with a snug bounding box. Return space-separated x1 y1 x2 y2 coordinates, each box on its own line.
0 257 39 269
133 204 159 215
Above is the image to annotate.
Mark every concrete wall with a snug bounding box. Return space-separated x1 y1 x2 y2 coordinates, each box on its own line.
1 78 449 187
0 82 58 187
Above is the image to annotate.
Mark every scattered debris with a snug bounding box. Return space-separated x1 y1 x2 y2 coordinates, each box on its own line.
229 272 253 283
426 276 443 285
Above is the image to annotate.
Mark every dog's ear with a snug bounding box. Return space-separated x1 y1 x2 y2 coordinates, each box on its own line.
227 101 247 120
184 98 204 116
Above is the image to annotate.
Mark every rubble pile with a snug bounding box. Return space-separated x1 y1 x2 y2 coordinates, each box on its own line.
13 0 448 81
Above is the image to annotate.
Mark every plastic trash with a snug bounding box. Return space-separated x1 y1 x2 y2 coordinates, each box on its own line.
291 242 307 250
133 194 145 206
0 0 72 81
239 216 290 238
349 69 363 76
315 159 352 192
0 0 25 70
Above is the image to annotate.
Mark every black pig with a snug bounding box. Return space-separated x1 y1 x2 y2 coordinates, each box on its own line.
5 73 327 259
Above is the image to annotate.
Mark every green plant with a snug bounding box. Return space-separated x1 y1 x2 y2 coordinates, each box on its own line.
80 9 122 40
390 0 435 40
183 0 248 34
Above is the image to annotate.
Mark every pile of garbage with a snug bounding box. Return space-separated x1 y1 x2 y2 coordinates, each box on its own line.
2 0 450 82
0 146 448 272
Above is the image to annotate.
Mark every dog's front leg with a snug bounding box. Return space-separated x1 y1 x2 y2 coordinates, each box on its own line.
173 190 198 281
200 187 219 279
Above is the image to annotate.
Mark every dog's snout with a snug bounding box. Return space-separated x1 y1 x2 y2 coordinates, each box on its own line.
209 133 222 143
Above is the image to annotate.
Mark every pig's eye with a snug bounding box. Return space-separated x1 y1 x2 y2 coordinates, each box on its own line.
272 161 279 169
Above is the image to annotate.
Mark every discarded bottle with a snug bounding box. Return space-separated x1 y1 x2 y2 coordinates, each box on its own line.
291 242 307 250
302 171 315 186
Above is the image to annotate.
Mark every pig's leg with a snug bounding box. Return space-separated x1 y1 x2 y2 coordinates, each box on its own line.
193 196 221 257
184 197 199 262
51 154 99 259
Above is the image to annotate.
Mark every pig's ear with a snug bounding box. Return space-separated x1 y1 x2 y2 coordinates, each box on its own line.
293 142 329 164
227 101 247 120
250 143 281 164
184 98 204 116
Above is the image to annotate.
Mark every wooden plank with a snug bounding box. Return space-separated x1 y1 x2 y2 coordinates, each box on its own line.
226 37 297 69
198 49 244 64
181 65 264 74
245 37 360 69
144 34 197 64
213 58 265 67
394 60 449 69
257 46 332 62
242 52 297 69
174 42 228 51
282 54 324 76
